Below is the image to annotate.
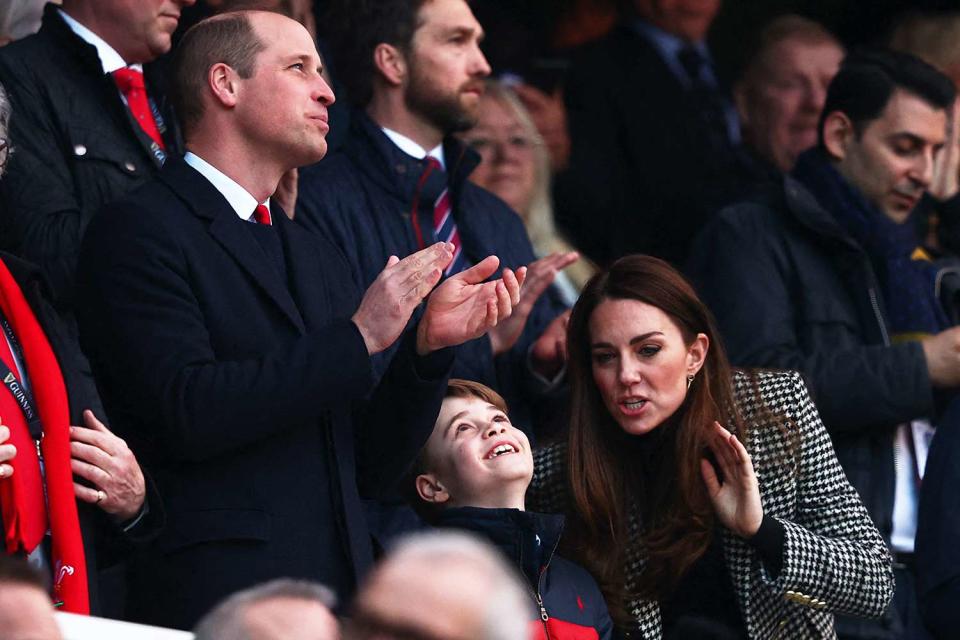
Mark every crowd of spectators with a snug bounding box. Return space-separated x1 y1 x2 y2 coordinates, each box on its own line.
1 1 959 639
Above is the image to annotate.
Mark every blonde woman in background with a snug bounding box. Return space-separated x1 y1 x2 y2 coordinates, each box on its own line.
460 80 596 307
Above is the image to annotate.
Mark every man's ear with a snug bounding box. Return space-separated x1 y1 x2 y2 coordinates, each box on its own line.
208 62 240 109
373 43 407 87
822 111 854 160
415 473 450 505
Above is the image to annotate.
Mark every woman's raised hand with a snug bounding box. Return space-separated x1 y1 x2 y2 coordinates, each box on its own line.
700 421 764 538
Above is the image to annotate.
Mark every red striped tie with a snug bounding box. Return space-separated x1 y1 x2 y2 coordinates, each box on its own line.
425 157 463 274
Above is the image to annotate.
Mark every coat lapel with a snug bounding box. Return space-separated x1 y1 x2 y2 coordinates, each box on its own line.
274 213 330 331
160 159 306 332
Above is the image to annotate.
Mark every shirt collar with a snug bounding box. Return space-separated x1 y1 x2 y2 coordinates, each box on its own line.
184 152 269 222
381 127 446 169
57 8 138 75
632 19 712 87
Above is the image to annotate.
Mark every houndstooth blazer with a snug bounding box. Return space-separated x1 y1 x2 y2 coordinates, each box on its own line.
528 370 894 639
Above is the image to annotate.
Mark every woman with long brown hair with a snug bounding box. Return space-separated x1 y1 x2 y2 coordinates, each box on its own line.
528 255 893 638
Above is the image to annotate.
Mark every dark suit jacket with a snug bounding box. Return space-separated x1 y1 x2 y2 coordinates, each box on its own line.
916 397 960 639
554 24 755 267
75 158 452 629
0 3 183 308
298 112 568 436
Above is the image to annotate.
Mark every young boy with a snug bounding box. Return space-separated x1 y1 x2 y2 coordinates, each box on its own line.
412 379 614 640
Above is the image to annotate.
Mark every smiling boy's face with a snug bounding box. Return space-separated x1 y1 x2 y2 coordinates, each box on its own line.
416 396 533 508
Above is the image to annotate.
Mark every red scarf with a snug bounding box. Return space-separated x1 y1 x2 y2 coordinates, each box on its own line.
0 260 89 613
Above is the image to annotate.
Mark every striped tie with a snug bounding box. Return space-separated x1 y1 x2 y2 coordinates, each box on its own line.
424 157 465 275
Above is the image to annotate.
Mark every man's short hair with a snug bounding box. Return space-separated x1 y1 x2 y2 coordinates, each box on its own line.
193 578 337 640
0 554 48 591
322 0 430 107
817 49 957 148
358 530 532 640
170 12 266 136
410 379 508 477
406 379 509 519
739 14 840 86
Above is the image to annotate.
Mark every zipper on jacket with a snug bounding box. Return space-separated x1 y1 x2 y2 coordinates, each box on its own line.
867 287 891 346
531 525 562 640
536 592 551 639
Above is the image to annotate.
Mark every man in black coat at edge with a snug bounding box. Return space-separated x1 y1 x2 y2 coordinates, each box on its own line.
0 0 193 309
555 0 755 267
75 11 525 630
0 84 156 618
688 51 960 639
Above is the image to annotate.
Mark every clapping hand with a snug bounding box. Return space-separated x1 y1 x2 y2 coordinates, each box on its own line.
700 421 764 538
930 98 960 202
530 309 571 379
352 243 454 355
487 251 578 357
416 255 526 355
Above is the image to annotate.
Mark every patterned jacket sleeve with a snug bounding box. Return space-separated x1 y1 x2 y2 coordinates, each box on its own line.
759 371 894 618
528 443 570 515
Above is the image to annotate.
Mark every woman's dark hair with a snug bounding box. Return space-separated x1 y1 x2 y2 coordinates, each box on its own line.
563 255 743 620
817 48 956 148
322 0 430 107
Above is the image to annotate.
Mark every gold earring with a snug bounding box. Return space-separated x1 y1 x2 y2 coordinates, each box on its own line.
686 373 695 389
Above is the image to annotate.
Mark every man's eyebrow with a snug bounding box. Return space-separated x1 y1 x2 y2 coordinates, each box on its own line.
283 53 323 73
440 24 481 40
887 132 927 146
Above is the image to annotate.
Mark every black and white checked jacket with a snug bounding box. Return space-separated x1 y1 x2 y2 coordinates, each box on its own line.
528 370 894 639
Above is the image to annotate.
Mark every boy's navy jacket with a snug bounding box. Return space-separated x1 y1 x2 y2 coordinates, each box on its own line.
435 507 614 640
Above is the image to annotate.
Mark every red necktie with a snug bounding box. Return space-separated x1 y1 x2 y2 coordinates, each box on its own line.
112 67 166 151
254 204 272 226
424 158 463 274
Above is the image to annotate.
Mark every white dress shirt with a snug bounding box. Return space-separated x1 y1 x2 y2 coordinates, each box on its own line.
184 152 269 222
381 127 445 169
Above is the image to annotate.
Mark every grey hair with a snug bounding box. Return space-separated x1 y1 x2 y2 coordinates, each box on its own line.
0 82 10 136
0 81 11 177
385 530 533 640
193 578 337 640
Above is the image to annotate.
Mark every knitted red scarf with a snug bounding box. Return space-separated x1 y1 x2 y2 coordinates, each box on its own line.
0 260 89 613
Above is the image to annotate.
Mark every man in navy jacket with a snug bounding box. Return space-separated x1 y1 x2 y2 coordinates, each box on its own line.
298 0 573 436
75 11 523 629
